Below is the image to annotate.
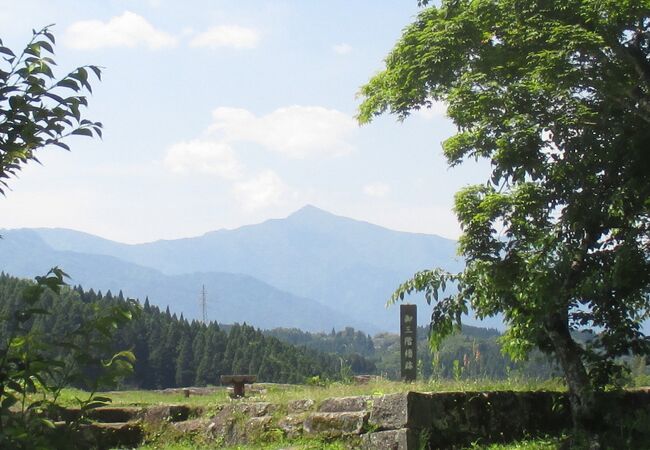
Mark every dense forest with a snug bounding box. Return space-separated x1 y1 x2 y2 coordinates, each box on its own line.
0 272 561 389
0 273 350 388
268 324 560 380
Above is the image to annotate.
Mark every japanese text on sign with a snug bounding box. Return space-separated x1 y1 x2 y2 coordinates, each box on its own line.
400 304 417 381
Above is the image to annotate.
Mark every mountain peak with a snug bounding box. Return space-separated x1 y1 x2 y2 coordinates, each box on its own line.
289 204 331 218
280 204 354 231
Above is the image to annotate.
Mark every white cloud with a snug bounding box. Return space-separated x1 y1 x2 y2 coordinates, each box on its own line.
64 11 177 50
233 170 288 211
189 25 260 49
208 105 356 158
416 100 448 119
163 139 243 179
180 27 195 37
163 104 354 210
332 43 352 55
363 182 391 198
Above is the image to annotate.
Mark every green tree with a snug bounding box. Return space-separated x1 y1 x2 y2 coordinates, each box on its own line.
359 0 650 439
0 27 134 448
175 329 194 387
0 269 136 449
0 26 102 194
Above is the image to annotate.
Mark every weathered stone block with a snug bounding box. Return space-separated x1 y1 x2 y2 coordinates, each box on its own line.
318 395 371 412
142 405 192 423
405 390 574 448
234 401 277 417
205 401 279 446
53 406 143 423
407 392 443 429
361 428 416 450
510 391 569 436
288 398 315 414
81 422 144 449
243 415 274 442
368 393 409 430
303 411 369 437
278 414 305 438
207 413 236 440
172 418 208 433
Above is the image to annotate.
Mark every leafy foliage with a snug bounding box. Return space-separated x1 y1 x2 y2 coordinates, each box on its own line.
0 25 102 194
0 269 136 449
371 324 559 381
359 0 650 433
0 27 135 449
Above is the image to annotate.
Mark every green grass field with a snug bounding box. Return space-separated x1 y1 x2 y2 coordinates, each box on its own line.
55 377 650 449
135 436 565 449
57 377 566 410
52 378 572 449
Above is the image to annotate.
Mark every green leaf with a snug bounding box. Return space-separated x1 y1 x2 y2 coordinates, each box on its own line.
71 127 93 137
88 65 102 81
43 92 65 103
56 78 79 91
24 43 40 57
1 395 18 410
44 31 56 44
37 40 54 54
7 381 24 394
0 46 15 57
84 400 112 410
38 418 56 429
8 95 23 110
48 141 70 151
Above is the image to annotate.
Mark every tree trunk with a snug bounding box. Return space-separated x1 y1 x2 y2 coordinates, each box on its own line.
544 312 600 441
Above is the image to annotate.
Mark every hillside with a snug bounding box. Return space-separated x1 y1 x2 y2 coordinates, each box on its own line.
2 205 479 331
0 229 368 332
0 273 358 387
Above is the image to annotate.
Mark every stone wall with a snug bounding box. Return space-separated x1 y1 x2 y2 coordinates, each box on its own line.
57 388 650 449
367 391 571 449
365 389 650 449
163 389 650 448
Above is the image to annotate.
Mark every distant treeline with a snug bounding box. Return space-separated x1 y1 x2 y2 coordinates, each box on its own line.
0 272 560 388
0 273 363 388
267 324 560 380
264 327 376 369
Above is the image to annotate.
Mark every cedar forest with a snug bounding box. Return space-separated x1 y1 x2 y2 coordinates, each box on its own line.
0 272 559 390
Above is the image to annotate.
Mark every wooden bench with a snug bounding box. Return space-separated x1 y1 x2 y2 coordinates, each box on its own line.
220 375 257 398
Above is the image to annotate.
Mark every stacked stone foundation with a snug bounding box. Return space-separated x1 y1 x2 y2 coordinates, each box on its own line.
51 388 650 449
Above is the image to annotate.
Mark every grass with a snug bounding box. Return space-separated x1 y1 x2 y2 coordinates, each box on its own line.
55 387 231 408
72 378 566 450
49 377 649 449
471 437 564 449
137 436 355 450
29 378 571 450
55 377 566 410
135 436 564 449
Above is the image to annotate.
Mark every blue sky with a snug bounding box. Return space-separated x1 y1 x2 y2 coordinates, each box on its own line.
0 0 489 244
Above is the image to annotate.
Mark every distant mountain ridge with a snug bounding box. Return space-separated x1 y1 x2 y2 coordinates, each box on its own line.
0 229 370 332
1 205 475 331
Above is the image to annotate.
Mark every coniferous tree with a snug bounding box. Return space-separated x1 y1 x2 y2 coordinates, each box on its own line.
175 330 194 387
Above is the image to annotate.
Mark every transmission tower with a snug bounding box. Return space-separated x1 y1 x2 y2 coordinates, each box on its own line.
200 284 207 324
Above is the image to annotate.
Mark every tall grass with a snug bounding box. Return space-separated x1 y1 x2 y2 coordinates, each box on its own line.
55 377 566 409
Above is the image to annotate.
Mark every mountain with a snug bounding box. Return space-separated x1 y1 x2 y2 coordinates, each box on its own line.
2 205 478 331
31 205 465 330
0 229 369 332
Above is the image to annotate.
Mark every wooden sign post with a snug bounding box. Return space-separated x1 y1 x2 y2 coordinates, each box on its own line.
400 304 417 381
